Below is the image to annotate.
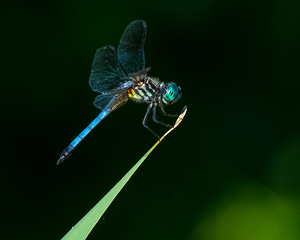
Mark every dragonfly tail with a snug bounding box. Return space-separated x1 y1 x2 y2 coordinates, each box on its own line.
57 108 112 165
57 144 76 165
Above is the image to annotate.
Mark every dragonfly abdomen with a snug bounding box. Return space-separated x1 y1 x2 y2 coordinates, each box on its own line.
57 109 112 165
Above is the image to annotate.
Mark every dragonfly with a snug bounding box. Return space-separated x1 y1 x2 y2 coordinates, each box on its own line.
57 20 182 165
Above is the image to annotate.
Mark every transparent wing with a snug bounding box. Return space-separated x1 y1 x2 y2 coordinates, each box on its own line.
89 45 126 93
104 90 129 112
93 87 130 110
117 20 147 75
93 93 116 110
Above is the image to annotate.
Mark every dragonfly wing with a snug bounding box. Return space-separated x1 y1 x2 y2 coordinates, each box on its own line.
93 86 131 110
105 90 129 112
93 93 116 110
117 20 147 75
89 45 126 93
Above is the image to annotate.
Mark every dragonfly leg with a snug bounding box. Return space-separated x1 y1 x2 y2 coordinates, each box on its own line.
152 103 172 128
143 102 160 139
159 100 178 117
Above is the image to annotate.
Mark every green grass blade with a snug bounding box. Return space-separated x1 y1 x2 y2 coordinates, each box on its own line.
60 106 187 240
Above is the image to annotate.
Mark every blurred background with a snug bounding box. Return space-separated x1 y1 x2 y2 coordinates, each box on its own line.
1 0 300 239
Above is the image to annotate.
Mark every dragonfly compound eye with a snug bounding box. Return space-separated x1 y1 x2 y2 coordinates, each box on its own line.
163 83 181 104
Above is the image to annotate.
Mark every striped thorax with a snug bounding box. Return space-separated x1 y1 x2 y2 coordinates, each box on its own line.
128 75 160 103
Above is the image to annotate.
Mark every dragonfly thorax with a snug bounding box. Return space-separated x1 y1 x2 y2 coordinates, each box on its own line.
128 75 162 103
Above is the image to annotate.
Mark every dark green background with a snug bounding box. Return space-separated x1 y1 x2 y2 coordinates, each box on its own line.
2 0 300 239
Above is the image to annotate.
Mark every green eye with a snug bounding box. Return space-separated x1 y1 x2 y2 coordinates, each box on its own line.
164 83 181 102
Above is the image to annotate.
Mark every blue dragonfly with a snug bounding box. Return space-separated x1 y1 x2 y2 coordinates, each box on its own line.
57 20 182 165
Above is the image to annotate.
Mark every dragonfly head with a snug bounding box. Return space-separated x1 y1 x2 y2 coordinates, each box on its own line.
162 82 182 105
